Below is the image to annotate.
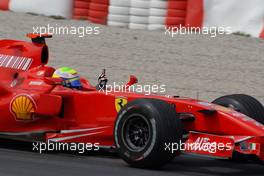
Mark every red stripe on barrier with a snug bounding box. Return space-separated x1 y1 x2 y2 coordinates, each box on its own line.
88 10 108 18
168 1 187 10
90 0 109 5
185 0 204 27
260 27 264 39
72 0 109 25
0 0 9 10
167 9 186 17
74 1 90 9
166 17 185 25
73 16 88 20
73 8 89 16
166 0 187 27
88 16 107 24
89 3 108 11
73 0 90 19
87 0 109 25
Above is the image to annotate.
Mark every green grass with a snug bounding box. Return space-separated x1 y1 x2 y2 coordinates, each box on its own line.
233 32 251 37
27 12 66 20
48 15 66 20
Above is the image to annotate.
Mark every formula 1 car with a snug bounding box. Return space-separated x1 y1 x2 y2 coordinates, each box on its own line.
0 34 263 168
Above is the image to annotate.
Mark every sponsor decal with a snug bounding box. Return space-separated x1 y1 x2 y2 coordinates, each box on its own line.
29 81 43 86
10 94 36 121
115 97 128 112
0 54 32 71
182 132 234 158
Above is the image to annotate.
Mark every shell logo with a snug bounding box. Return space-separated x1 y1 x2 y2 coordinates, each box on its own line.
11 94 36 121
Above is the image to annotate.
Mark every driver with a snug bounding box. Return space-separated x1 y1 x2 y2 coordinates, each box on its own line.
52 67 108 90
52 67 82 89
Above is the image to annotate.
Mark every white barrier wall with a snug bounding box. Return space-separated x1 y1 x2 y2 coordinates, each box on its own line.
3 0 264 37
108 0 130 27
9 0 73 18
107 0 187 30
186 0 264 38
204 0 264 37
148 0 167 30
129 0 151 30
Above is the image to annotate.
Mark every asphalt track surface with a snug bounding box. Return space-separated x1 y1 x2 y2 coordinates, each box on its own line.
1 11 264 176
0 142 263 176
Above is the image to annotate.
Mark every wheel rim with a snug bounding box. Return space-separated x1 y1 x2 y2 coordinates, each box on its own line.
122 114 151 152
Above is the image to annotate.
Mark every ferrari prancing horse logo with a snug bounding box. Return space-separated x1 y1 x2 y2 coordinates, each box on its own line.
115 97 128 112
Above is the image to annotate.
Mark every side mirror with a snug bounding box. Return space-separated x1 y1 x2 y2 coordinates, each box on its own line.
125 75 138 87
26 33 52 44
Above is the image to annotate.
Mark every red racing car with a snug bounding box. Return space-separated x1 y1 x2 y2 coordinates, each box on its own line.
0 34 263 168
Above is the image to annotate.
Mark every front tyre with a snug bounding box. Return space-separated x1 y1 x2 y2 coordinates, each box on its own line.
114 98 183 169
212 94 264 124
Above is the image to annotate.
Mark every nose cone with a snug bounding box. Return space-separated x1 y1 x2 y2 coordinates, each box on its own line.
219 110 264 136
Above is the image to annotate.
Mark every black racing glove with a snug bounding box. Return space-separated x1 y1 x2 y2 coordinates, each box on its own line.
96 69 108 90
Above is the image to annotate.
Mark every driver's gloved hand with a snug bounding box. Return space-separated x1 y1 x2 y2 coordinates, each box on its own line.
96 69 108 91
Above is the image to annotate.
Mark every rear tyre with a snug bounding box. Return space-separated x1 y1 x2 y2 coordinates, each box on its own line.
212 94 264 124
114 98 182 169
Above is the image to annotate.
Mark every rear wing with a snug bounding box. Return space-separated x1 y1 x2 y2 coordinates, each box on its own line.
26 33 52 44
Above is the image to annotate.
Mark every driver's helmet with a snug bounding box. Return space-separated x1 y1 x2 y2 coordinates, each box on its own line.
52 67 82 89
